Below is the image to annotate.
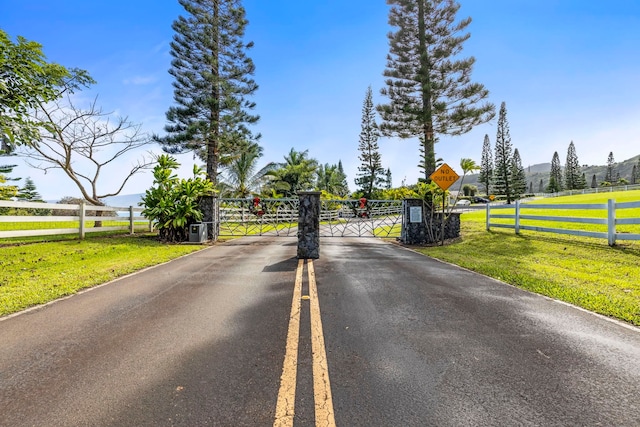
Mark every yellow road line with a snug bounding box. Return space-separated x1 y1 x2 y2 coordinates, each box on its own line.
308 260 337 427
273 259 304 427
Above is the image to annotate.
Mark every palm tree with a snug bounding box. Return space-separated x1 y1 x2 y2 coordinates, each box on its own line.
220 143 275 198
316 163 348 197
265 148 318 197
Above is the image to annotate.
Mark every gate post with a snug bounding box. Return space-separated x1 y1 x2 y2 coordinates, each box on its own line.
400 198 460 244
401 198 427 244
297 191 321 259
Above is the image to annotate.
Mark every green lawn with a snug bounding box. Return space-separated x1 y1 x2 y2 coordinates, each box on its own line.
0 235 205 316
415 191 640 326
488 190 640 233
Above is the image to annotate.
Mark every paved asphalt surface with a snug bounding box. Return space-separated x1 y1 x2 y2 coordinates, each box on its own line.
1 236 639 426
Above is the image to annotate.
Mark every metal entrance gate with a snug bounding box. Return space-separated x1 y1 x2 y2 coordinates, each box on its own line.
214 198 402 238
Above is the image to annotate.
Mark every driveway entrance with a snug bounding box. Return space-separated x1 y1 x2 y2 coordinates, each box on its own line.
213 198 402 239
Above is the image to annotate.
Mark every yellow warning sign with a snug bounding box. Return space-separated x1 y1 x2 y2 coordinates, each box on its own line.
429 163 460 191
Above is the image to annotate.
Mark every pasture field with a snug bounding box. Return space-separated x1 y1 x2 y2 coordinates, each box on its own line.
415 190 640 325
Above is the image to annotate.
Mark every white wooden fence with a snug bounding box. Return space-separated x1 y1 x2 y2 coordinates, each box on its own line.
486 199 640 246
0 200 150 239
541 183 640 198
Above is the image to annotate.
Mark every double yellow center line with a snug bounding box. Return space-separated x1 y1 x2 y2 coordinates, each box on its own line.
274 259 336 427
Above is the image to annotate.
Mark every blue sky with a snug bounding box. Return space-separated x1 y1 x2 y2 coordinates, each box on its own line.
2 0 640 200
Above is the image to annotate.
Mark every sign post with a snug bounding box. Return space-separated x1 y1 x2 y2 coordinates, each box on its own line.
429 163 460 192
401 163 463 245
429 163 460 243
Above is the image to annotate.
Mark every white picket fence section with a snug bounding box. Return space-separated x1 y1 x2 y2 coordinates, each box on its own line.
486 199 640 246
0 200 150 239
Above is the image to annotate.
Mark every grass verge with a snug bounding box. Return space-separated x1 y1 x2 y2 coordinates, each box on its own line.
0 234 205 317
415 209 640 326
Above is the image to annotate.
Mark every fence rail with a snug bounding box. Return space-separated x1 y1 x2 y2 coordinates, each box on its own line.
541 183 640 198
0 200 150 239
486 199 640 245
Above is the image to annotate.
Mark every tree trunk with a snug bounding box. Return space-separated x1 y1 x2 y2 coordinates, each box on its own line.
93 203 105 228
418 0 435 182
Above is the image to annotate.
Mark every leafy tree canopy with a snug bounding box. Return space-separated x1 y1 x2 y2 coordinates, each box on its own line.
0 30 93 146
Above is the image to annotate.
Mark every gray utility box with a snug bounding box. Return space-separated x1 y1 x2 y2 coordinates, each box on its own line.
188 223 207 243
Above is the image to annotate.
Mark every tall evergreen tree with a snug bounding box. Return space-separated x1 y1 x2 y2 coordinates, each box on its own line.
16 177 41 201
547 151 563 193
378 0 494 181
337 160 349 196
591 174 597 188
385 168 393 190
158 0 259 187
632 164 638 185
492 102 513 203
510 148 526 198
478 134 493 195
355 86 385 198
605 152 615 183
564 141 583 190
538 179 544 193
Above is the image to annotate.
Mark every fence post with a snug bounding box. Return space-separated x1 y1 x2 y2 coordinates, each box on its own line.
129 205 134 235
212 196 220 241
486 203 491 231
515 200 521 235
607 199 616 246
79 201 86 239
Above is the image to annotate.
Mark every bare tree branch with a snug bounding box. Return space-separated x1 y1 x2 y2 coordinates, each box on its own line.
19 94 155 205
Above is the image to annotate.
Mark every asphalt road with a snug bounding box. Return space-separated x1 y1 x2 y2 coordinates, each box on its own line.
1 237 639 426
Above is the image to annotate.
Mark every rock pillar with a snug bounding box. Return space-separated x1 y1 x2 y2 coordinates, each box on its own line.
297 191 321 259
401 198 461 244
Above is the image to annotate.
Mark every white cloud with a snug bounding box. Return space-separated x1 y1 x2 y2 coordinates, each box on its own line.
123 75 157 85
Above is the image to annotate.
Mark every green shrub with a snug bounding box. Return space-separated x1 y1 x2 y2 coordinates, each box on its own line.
141 155 214 242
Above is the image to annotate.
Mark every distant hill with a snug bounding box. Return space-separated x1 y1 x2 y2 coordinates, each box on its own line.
103 193 145 207
453 155 640 194
525 163 552 174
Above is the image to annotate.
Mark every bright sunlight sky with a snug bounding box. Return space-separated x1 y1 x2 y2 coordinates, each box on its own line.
2 0 640 200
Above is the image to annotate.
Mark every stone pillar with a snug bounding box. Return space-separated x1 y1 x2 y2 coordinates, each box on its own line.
401 198 429 245
297 191 321 259
401 198 461 245
199 195 215 240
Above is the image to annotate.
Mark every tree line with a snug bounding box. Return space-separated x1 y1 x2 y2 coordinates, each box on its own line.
477 112 639 201
1 0 501 240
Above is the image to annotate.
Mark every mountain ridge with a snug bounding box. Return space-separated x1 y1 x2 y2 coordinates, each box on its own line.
454 154 640 193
